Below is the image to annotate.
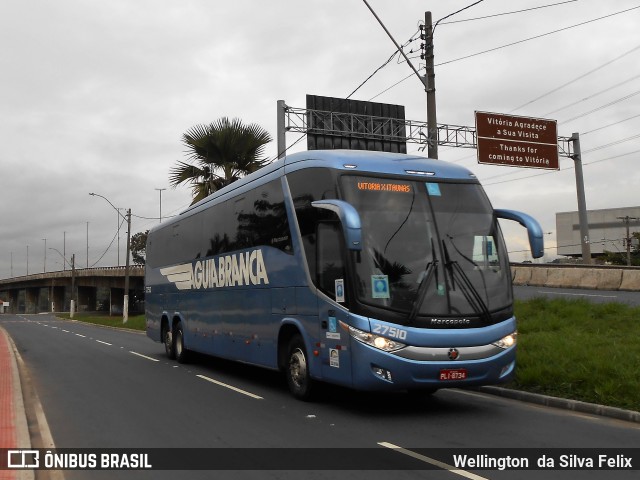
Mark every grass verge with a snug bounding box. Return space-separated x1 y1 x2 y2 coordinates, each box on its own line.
511 297 640 412
57 312 146 331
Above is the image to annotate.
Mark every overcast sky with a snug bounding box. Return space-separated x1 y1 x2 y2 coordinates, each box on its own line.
1 0 639 277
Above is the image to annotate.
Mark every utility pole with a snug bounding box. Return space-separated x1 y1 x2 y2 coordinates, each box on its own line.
70 253 76 318
124 208 131 323
42 238 47 273
277 100 286 159
571 133 591 264
155 188 166 223
423 12 438 159
617 215 639 266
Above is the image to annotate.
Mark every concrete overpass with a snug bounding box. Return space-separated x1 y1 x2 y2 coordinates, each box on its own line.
0 266 144 314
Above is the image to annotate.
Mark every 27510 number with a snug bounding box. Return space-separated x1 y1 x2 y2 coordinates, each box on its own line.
372 324 408 340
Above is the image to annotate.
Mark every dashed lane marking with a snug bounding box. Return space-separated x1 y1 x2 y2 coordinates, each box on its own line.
378 442 489 480
129 351 160 362
196 374 263 400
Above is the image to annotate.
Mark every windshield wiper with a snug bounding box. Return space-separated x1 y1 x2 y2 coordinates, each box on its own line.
442 241 492 323
407 259 438 324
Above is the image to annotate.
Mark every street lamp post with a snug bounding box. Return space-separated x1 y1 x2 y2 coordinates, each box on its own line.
49 247 76 315
89 192 132 323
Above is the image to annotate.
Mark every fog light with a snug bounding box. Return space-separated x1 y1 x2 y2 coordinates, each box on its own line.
372 366 393 382
500 361 515 378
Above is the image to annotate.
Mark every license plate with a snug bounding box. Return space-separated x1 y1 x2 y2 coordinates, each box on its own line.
439 368 467 381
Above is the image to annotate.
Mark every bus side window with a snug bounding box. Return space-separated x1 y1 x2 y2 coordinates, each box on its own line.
316 220 346 302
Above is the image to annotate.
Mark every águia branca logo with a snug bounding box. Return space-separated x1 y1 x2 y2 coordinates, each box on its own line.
160 249 269 290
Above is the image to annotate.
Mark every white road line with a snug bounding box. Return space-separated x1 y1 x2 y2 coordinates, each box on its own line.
96 340 112 346
75 333 86 338
196 374 263 400
129 351 160 362
378 442 489 480
62 330 70 333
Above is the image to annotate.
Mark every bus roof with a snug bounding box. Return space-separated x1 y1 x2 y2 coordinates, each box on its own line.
283 149 476 180
172 149 477 221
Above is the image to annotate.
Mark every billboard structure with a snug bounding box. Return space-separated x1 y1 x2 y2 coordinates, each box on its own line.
475 111 559 170
305 95 407 153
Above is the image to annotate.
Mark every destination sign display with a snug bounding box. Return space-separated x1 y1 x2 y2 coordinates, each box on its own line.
475 111 559 170
357 181 412 193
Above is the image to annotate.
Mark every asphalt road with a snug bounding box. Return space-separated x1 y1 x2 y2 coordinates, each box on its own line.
1 313 639 480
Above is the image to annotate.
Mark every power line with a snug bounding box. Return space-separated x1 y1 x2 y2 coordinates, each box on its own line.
582 113 640 135
513 43 640 112
346 29 421 99
483 149 640 187
89 217 125 267
366 6 640 103
368 71 416 101
561 88 640 123
436 5 640 68
438 0 579 25
542 73 640 117
434 0 485 30
581 133 640 154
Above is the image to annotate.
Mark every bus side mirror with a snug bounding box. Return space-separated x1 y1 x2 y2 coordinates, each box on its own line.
495 209 544 259
312 200 362 251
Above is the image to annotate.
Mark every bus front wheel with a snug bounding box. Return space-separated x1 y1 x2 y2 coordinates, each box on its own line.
285 335 314 401
174 323 189 364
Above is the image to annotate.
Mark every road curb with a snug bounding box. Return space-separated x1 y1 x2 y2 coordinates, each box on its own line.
0 326 33 480
477 386 640 423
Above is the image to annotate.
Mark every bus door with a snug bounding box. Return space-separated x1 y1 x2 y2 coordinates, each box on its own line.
315 221 353 386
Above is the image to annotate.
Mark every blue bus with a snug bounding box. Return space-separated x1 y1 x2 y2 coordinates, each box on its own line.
145 149 543 399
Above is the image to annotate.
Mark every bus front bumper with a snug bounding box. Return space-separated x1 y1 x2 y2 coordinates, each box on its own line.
349 339 516 391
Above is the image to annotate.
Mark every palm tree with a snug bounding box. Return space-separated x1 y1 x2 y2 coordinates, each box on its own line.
170 117 272 205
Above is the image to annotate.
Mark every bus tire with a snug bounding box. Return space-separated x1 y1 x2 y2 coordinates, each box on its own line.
285 334 314 401
163 324 176 360
174 322 189 364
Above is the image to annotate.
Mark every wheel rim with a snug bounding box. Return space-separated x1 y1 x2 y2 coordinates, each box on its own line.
175 330 183 357
164 329 173 354
289 348 307 389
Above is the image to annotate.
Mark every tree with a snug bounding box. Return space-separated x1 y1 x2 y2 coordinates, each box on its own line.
169 117 272 205
130 230 149 265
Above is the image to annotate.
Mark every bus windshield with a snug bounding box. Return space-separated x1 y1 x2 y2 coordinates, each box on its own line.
340 175 512 324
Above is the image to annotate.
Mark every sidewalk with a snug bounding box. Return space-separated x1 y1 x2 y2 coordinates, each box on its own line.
0 326 30 480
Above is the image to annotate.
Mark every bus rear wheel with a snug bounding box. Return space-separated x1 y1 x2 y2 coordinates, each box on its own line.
163 324 175 360
285 334 314 401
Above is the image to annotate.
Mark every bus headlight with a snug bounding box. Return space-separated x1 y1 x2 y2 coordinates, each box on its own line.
347 325 406 352
493 332 517 350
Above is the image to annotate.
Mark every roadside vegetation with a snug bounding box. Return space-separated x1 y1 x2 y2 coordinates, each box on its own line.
56 313 146 331
511 297 640 412
57 297 640 411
